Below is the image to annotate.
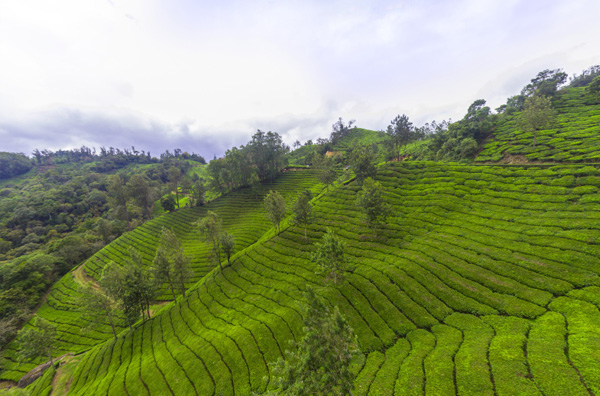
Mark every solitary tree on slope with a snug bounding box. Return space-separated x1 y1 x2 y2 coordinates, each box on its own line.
518 95 556 148
264 190 287 235
356 177 393 237
268 287 359 396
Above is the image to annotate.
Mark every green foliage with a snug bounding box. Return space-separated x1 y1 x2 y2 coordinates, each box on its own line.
190 181 207 206
356 178 393 237
153 227 192 301
518 95 556 147
208 130 289 193
424 100 493 161
386 114 414 160
264 190 287 234
269 288 358 396
521 68 568 97
168 166 181 208
477 86 600 162
0 253 56 321
313 154 337 192
220 231 235 265
311 228 348 284
101 248 155 327
160 194 176 212
17 317 57 364
127 174 157 220
0 153 32 180
292 190 313 239
589 74 600 97
76 283 120 340
197 210 223 269
350 145 377 184
329 117 356 146
14 161 600 395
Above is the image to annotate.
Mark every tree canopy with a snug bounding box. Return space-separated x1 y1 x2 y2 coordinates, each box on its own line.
264 190 287 235
269 287 358 396
197 211 223 269
292 190 313 239
356 177 393 237
518 95 556 147
311 228 348 284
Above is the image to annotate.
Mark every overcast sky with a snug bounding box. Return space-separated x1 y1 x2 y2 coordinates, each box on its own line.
1 0 600 159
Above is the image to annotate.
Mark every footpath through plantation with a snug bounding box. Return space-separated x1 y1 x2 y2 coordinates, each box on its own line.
5 159 600 395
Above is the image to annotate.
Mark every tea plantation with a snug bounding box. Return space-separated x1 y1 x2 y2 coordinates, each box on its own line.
7 160 600 395
0 169 323 384
477 87 600 162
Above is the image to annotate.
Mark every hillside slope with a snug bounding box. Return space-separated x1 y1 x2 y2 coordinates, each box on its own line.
49 161 600 395
0 169 323 383
477 86 600 162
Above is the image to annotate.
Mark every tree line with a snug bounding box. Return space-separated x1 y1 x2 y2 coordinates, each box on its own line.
207 130 289 193
0 157 200 347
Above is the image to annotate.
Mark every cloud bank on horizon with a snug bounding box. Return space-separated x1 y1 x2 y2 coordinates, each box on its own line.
1 0 600 159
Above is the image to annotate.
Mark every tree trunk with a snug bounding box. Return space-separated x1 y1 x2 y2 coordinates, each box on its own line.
180 279 186 298
124 203 131 231
167 274 177 303
304 224 307 240
104 303 117 340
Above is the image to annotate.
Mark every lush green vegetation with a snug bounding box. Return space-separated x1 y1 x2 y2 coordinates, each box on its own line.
5 160 599 394
5 65 600 395
477 87 600 162
0 169 323 383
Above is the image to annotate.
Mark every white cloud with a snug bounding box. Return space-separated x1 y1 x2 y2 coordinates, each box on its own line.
1 0 600 156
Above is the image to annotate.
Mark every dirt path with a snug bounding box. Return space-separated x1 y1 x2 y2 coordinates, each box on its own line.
72 264 99 290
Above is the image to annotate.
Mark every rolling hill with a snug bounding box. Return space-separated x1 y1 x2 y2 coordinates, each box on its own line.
7 160 600 395
477 86 600 162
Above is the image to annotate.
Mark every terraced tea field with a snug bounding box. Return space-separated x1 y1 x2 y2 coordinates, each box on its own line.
0 169 323 383
28 161 600 395
477 87 600 162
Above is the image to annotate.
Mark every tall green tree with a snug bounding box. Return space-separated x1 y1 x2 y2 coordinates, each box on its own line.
101 249 155 327
329 117 355 145
264 190 287 234
269 287 358 396
313 154 336 193
107 175 131 231
127 174 156 220
311 228 348 284
190 181 207 207
160 195 176 212
220 232 235 265
168 166 182 208
16 317 57 366
198 211 223 270
76 283 120 340
588 75 600 97
518 95 556 148
292 190 313 239
248 130 289 182
521 69 567 97
350 146 377 184
152 227 193 302
386 114 413 160
356 178 393 237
